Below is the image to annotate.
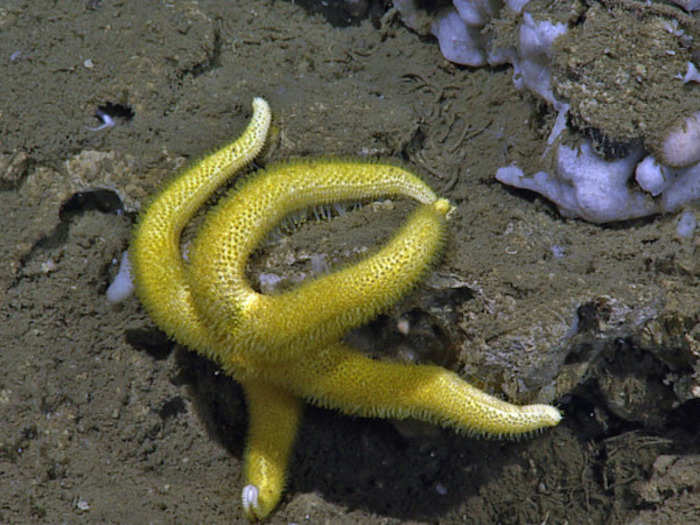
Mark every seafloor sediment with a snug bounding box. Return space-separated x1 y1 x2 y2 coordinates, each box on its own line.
0 1 697 523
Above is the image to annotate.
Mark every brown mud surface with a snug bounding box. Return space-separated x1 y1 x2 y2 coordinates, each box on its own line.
1 1 698 524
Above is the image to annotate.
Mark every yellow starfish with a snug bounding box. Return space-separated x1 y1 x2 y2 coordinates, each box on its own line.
130 97 562 520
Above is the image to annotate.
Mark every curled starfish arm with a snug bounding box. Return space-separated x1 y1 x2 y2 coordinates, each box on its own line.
239 379 302 521
256 200 450 357
190 162 450 364
130 98 271 350
261 342 561 437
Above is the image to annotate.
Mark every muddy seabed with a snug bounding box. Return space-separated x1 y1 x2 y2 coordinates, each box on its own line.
1 1 698 524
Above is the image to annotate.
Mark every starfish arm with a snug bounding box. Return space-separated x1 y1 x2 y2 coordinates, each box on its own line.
189 158 451 364
256 199 449 357
261 342 561 438
239 379 303 521
130 98 271 352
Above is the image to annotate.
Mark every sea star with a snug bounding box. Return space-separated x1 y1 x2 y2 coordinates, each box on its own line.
129 97 561 520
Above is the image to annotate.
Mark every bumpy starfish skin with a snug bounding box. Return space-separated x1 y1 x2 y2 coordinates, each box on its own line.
252 341 562 436
190 168 449 366
130 97 271 355
129 98 561 521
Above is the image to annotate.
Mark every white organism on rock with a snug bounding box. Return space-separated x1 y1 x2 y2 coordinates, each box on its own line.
397 0 700 223
496 141 700 224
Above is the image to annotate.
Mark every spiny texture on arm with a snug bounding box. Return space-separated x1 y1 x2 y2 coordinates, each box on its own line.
189 160 449 365
129 98 271 352
257 341 562 438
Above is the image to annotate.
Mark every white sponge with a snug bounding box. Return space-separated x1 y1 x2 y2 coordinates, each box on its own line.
661 111 700 168
431 8 486 66
497 141 700 223
512 13 567 105
496 141 657 223
635 156 671 196
106 251 134 303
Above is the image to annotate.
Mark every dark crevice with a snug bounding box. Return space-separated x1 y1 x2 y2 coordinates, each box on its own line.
567 113 639 161
59 189 124 220
8 189 126 289
92 101 135 125
667 399 700 435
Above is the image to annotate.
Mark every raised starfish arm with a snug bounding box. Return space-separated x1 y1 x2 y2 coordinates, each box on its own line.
189 161 452 365
130 98 271 353
260 341 561 438
238 379 302 521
